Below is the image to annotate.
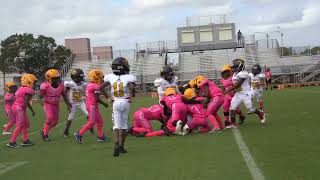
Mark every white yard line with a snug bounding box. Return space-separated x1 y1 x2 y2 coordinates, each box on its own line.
232 128 266 180
0 161 28 175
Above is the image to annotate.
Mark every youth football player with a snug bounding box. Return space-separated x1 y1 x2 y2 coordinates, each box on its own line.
74 69 109 144
63 69 93 137
39 69 71 141
2 82 17 135
225 59 266 124
7 74 37 148
103 57 136 157
249 64 266 112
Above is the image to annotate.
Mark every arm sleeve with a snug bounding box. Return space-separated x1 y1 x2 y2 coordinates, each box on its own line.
39 83 47 96
157 86 165 97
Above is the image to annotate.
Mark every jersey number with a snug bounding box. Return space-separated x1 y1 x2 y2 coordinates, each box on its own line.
113 82 124 97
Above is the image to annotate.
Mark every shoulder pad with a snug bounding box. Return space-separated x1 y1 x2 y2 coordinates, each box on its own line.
154 78 163 87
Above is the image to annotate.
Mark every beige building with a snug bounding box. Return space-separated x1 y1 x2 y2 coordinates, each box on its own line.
65 38 91 61
92 46 113 60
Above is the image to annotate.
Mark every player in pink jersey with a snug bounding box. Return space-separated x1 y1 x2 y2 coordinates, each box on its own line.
74 69 109 144
181 88 221 135
129 104 170 137
7 74 37 149
220 65 245 127
39 69 71 141
195 76 225 129
160 87 187 135
2 82 17 135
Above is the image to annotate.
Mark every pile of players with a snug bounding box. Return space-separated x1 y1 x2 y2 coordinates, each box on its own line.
2 57 136 157
129 58 267 137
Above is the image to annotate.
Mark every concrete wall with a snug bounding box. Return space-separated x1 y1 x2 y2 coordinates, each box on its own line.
177 23 237 51
65 38 91 61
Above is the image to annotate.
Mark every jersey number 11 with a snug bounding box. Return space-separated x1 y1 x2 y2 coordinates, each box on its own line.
113 82 124 97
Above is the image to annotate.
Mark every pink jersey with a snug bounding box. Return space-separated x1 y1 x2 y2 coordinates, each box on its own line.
85 83 101 105
139 104 163 120
187 102 206 118
4 93 15 110
199 79 223 98
39 82 64 105
160 94 183 110
265 71 272 79
13 86 35 109
221 76 235 96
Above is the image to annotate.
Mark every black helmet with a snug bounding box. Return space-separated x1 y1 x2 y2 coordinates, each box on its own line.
111 57 130 75
160 65 174 82
70 69 84 83
232 59 245 73
252 64 262 75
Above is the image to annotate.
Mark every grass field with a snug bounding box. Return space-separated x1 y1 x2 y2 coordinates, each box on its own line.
0 87 319 180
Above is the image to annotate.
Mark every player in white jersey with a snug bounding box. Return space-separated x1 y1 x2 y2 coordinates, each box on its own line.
63 69 93 137
153 65 180 102
103 57 136 157
249 64 266 112
224 59 266 125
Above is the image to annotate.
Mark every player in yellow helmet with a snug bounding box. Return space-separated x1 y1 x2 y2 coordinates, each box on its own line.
7 74 37 148
39 69 71 141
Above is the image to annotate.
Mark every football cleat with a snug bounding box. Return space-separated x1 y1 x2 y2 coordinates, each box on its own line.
161 126 171 136
41 130 51 141
74 132 82 144
119 146 128 154
2 131 12 135
209 128 221 134
239 115 246 125
7 142 20 149
113 143 120 157
21 140 34 146
175 120 183 135
97 135 110 143
260 112 266 124
182 124 190 136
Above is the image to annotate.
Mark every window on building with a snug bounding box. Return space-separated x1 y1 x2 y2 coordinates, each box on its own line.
219 28 232 41
200 29 213 42
181 31 195 43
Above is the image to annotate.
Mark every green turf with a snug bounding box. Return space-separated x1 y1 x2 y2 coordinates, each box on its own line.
0 87 319 180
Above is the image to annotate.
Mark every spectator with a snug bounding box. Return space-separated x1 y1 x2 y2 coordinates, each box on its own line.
237 30 243 45
265 67 272 90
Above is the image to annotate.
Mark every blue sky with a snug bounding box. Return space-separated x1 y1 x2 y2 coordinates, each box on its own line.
0 0 319 50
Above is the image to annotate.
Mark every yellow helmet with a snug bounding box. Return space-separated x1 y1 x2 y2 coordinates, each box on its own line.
221 64 232 72
45 69 61 84
5 82 17 92
184 88 196 100
88 69 104 84
194 75 206 88
21 74 37 88
188 79 196 88
164 87 176 96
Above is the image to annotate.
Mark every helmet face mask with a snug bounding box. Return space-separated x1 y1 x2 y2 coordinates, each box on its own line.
232 59 245 73
111 57 130 75
5 82 17 93
51 77 62 88
71 69 85 84
45 69 61 87
252 64 262 75
221 70 232 79
160 66 174 82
